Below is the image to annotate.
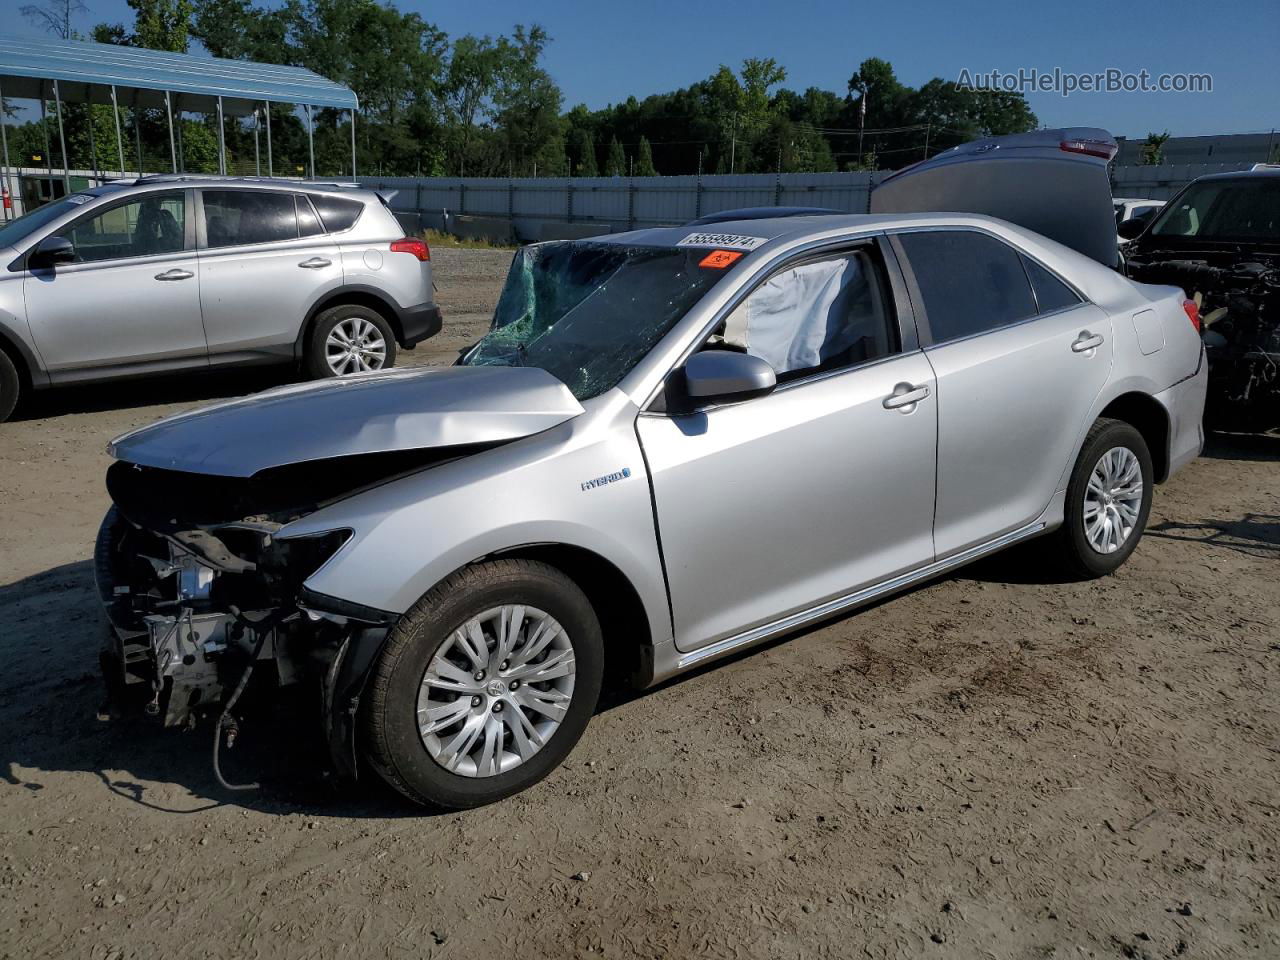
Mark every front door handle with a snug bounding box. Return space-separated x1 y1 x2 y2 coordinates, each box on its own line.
154 268 193 281
1072 331 1105 353
298 257 331 269
883 382 931 411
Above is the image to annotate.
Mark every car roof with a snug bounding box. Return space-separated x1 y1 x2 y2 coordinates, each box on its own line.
85 176 372 197
1190 168 1280 183
593 212 1031 248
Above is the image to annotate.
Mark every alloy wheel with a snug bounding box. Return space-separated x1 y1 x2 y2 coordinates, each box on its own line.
1083 446 1144 554
416 605 576 778
325 317 387 375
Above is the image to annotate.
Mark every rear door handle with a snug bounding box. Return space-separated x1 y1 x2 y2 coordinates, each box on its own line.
298 257 331 269
883 382 931 411
1072 331 1105 353
154 268 193 281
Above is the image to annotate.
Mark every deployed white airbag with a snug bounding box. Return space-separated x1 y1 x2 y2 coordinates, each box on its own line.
725 255 881 376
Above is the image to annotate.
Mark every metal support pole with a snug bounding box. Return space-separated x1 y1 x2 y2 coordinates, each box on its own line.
253 108 260 177
164 91 177 173
87 96 99 179
216 97 226 176
0 78 11 221
305 104 314 179
110 85 125 179
265 103 273 178
52 80 70 192
175 95 184 171
349 109 356 177
133 97 143 177
41 90 52 177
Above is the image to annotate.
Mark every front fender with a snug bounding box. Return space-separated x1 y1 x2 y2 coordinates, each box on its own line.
283 395 673 647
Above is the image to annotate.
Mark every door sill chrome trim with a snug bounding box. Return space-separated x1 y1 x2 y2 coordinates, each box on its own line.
675 521 1047 671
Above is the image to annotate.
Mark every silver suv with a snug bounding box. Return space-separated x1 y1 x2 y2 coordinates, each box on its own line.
0 177 440 420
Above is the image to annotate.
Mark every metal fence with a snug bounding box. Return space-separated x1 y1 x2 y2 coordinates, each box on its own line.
359 161 1265 242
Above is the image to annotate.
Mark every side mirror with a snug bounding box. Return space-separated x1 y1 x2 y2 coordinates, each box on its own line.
1116 218 1147 241
31 235 76 267
682 349 776 404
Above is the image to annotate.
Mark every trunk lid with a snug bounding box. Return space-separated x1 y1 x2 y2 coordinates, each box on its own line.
871 127 1119 266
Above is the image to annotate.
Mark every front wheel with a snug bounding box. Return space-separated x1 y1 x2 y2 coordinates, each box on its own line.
362 559 603 809
1053 417 1154 579
305 304 397 379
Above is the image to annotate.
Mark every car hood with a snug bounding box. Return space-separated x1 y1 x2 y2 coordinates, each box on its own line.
871 127 1119 267
107 365 585 477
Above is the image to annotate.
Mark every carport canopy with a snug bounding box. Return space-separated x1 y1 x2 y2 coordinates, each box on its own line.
0 35 359 187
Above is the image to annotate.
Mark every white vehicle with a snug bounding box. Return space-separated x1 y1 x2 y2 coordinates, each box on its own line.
1114 198 1167 244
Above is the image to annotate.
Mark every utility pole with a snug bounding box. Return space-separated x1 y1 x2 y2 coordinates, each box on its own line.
857 86 867 161
923 122 931 160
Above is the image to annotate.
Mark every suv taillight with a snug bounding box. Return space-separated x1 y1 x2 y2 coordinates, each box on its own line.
1183 299 1201 333
390 237 430 261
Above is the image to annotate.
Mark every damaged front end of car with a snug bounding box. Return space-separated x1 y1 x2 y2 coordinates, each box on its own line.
93 365 588 790
95 454 422 787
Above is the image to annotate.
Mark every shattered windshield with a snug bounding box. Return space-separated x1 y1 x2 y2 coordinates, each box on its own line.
460 241 731 400
1149 178 1280 242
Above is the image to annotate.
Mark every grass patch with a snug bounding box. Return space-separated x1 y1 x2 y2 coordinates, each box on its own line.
423 229 517 251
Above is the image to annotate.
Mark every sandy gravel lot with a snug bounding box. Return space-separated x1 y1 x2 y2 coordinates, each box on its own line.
1 247 1277 960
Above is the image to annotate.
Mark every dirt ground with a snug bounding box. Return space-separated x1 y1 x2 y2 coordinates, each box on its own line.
1 247 1277 960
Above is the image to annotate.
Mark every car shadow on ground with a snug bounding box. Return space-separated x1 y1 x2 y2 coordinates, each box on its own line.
1146 513 1280 557
12 366 299 421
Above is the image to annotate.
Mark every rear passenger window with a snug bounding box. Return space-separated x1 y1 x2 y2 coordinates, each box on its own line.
310 195 363 233
296 195 324 237
1021 255 1081 313
897 230 1036 343
202 190 298 248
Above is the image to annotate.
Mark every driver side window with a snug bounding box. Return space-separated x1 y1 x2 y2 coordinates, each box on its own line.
713 249 896 383
66 192 186 263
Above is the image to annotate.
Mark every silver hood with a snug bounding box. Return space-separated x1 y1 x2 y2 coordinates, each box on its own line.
108 365 584 477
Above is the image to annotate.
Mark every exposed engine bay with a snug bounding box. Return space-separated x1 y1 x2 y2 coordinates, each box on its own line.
1127 252 1280 427
94 450 457 788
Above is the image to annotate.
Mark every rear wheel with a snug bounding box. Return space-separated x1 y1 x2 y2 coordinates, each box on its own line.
305 304 397 379
362 559 603 809
0 348 21 422
1053 417 1153 578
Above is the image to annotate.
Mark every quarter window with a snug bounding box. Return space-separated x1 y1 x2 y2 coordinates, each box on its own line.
712 250 896 382
309 194 363 233
1021 255 1081 313
202 190 298 248
65 192 186 262
897 231 1037 343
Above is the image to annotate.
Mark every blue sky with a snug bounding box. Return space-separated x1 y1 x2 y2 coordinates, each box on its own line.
17 0 1280 138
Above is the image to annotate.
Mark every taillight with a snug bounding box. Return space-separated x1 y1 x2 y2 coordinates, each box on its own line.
1182 299 1201 333
390 237 430 261
1060 138 1117 161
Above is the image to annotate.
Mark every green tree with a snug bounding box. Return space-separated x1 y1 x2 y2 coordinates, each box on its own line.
131 0 194 51
1142 130 1171 165
634 135 657 176
605 135 626 177
569 125 597 176
493 24 564 176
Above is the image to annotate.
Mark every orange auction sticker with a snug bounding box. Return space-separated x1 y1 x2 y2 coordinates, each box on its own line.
698 249 744 269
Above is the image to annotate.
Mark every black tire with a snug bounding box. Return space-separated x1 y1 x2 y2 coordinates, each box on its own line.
0 347 21 423
1053 417 1154 579
304 304 397 379
362 559 604 809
